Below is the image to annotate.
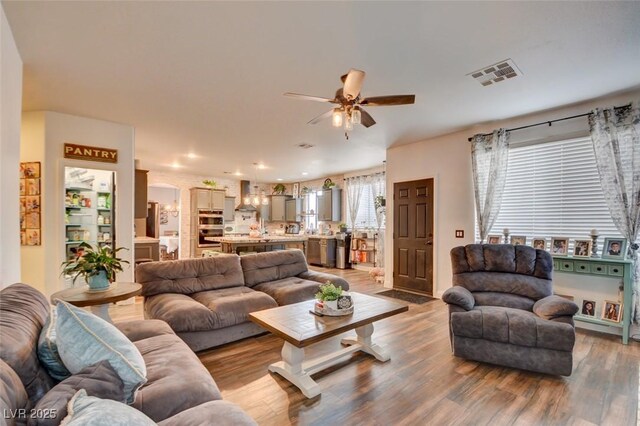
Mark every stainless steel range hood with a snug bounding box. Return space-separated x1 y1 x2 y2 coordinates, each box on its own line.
235 180 257 211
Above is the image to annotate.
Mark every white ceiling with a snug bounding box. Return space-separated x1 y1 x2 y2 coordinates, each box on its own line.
4 1 640 182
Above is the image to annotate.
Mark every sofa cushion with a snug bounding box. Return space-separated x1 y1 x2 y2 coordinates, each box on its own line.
533 295 579 320
241 250 308 288
31 361 124 426
453 271 552 301
132 333 222 422
450 306 575 352
136 256 245 297
253 277 321 305
55 301 146 404
145 288 276 333
61 389 156 426
0 283 55 403
472 292 535 311
115 319 175 343
0 359 28 423
451 244 553 280
158 400 257 426
37 309 71 381
298 270 350 291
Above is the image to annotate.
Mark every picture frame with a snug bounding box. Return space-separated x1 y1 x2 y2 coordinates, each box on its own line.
20 162 42 246
602 300 622 323
531 238 546 250
510 235 526 246
602 238 627 260
572 239 592 258
550 237 569 256
487 235 502 244
581 300 596 317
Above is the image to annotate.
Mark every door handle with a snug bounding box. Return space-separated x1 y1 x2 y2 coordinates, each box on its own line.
425 241 433 246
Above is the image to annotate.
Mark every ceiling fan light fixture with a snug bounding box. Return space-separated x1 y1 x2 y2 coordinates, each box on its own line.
351 108 361 125
344 118 354 131
332 109 343 127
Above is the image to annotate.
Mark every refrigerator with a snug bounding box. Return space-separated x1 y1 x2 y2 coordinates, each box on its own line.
146 202 160 238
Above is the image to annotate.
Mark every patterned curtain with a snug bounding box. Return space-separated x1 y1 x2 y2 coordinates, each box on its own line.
471 129 510 242
345 176 365 230
589 102 640 322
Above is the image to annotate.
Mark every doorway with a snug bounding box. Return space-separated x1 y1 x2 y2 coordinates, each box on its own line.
393 178 434 295
147 185 181 260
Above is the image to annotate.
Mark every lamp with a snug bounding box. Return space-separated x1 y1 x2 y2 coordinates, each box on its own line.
247 163 269 207
332 108 343 127
164 188 180 217
351 107 361 124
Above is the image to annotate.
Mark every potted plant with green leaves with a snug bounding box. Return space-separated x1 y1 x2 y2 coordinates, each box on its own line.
202 179 217 189
314 282 353 316
273 183 286 195
374 195 386 209
338 223 348 233
61 242 129 291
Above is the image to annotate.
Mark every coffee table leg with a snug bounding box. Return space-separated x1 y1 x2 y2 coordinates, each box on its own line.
89 304 112 323
341 323 390 362
268 342 321 398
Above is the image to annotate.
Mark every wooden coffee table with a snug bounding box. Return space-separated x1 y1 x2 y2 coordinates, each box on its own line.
50 282 142 323
249 292 408 398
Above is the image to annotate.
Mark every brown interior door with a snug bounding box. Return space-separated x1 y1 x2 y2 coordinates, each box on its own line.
393 179 434 295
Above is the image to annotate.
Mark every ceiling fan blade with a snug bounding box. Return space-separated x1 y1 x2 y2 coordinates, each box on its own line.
307 109 334 125
360 94 415 106
343 69 366 100
360 108 376 128
283 92 337 103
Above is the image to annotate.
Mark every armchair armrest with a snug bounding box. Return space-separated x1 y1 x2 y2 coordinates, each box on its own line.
298 270 350 291
158 400 257 426
533 295 579 320
442 286 475 311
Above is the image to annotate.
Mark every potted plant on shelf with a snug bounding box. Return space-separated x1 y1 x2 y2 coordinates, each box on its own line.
314 282 353 316
273 183 286 195
61 242 129 291
374 195 386 209
202 179 217 189
338 223 348 233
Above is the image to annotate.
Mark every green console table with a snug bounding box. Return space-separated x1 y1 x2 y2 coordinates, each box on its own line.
552 256 632 344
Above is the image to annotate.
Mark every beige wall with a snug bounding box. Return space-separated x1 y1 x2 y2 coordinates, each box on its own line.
385 88 640 300
20 112 135 295
0 4 23 286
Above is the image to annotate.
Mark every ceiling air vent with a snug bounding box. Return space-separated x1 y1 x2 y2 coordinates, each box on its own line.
468 59 521 86
298 143 315 149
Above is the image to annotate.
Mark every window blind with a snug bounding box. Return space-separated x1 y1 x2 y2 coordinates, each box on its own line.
354 184 377 229
487 136 621 246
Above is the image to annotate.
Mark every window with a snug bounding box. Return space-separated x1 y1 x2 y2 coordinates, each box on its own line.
346 173 385 230
486 136 621 247
304 192 317 231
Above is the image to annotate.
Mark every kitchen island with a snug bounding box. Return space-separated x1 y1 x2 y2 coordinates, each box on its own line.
206 236 307 255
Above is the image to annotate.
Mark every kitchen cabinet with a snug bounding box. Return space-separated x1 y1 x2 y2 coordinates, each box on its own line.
306 237 321 266
224 196 236 221
259 198 271 222
317 188 342 222
134 169 148 218
192 188 225 210
285 198 303 222
270 195 291 222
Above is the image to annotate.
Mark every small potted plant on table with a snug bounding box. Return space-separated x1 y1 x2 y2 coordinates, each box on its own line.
61 242 129 292
314 282 353 316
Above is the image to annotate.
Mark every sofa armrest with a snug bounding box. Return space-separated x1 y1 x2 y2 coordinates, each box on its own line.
298 270 350 291
442 286 475 311
158 400 257 426
533 295 579 320
115 319 175 342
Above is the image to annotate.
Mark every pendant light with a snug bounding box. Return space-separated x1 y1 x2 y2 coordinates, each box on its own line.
332 108 343 127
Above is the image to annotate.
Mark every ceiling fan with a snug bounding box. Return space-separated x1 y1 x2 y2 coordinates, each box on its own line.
284 69 415 136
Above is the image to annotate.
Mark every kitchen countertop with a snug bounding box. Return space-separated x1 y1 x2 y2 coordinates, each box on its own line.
134 237 160 243
206 235 307 244
306 235 337 239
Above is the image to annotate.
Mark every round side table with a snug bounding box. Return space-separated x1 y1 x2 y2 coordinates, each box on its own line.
50 282 142 323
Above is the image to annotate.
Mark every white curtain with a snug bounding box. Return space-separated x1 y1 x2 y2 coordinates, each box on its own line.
589 102 640 322
471 129 510 243
345 176 365 230
370 172 386 267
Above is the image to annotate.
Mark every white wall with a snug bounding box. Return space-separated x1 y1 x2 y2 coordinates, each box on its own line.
0 5 23 286
385 88 640 304
21 111 135 295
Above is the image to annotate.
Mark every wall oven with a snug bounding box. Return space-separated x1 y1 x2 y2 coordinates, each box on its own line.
198 210 224 227
198 228 223 247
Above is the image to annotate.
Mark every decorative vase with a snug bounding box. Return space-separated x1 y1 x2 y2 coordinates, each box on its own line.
88 270 110 291
249 230 261 238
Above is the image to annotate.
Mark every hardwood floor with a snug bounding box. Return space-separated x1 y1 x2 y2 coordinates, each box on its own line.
110 268 639 425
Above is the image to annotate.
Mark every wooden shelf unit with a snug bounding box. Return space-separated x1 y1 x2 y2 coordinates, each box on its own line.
351 233 377 267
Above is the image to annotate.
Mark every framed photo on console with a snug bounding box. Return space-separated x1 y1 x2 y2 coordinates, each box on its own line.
550 237 569 256
581 300 596 317
487 235 501 244
602 238 627 260
531 238 547 250
602 300 622 323
573 240 592 257
510 235 526 246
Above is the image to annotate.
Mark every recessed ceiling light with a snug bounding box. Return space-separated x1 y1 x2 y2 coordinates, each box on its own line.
234 171 243 176
276 178 283 181
257 163 266 170
301 172 308 176
186 153 197 159
170 162 182 169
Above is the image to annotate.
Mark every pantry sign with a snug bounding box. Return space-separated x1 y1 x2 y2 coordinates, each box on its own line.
64 143 118 164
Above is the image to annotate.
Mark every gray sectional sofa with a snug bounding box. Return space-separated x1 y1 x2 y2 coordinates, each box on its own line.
443 244 579 376
136 249 350 352
0 283 256 425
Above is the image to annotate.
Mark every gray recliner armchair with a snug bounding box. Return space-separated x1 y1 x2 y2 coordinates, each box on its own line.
442 244 579 376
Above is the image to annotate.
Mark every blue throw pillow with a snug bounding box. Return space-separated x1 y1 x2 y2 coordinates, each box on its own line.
61 389 155 426
37 309 72 381
55 301 147 404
